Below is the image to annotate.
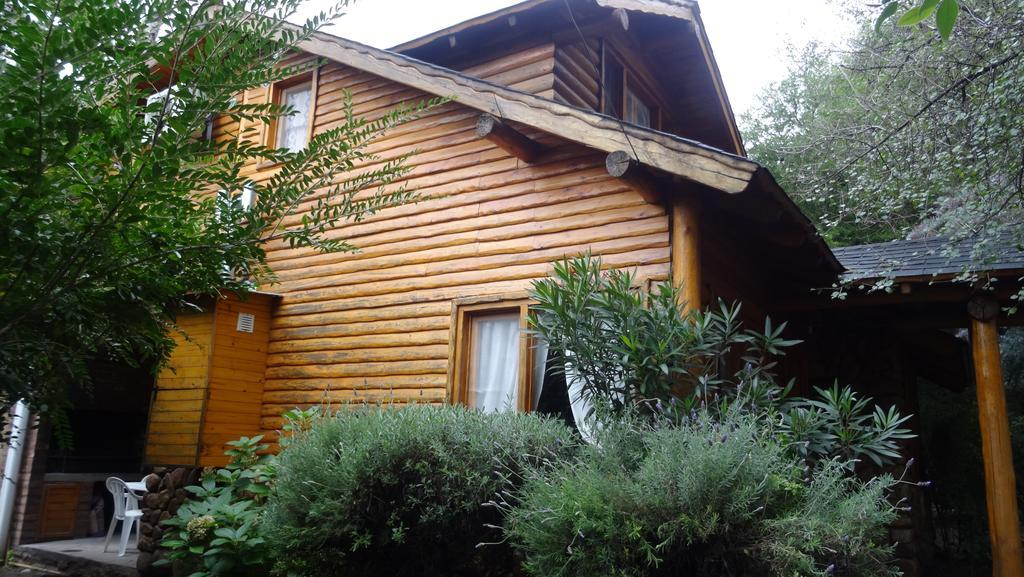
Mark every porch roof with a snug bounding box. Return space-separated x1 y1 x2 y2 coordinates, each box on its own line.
833 235 1024 282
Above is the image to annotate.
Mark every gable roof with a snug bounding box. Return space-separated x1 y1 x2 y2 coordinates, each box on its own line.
391 0 742 155
390 0 696 52
833 236 1024 281
302 28 756 192
291 22 842 278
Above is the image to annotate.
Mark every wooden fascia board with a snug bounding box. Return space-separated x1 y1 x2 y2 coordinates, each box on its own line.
297 30 758 194
595 0 695 21
390 0 550 53
690 9 746 156
751 167 842 274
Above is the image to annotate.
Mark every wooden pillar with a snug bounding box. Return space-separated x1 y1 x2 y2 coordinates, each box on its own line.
671 195 701 312
968 294 1024 577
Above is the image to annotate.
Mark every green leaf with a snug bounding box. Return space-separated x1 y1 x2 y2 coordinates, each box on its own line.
897 0 940 26
875 1 900 31
935 0 959 40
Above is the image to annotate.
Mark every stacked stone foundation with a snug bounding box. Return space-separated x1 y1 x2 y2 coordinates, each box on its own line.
137 466 201 576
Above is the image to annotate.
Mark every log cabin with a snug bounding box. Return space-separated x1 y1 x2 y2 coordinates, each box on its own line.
2 1 1023 575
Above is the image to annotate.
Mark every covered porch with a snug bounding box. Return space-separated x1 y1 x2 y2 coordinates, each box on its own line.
785 236 1024 576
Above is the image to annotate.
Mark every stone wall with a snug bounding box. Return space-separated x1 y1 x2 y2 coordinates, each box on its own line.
137 466 200 576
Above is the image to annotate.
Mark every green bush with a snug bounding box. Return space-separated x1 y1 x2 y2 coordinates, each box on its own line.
530 254 913 470
159 407 318 577
160 435 277 577
261 404 577 577
503 412 900 577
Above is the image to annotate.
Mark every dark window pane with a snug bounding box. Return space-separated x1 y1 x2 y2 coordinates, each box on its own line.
602 52 624 119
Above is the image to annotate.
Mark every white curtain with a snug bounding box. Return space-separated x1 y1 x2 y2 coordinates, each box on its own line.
531 340 549 410
564 352 596 442
278 85 311 152
469 314 520 412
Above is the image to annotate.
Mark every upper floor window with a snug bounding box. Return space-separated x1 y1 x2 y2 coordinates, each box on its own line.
267 74 314 152
601 47 659 130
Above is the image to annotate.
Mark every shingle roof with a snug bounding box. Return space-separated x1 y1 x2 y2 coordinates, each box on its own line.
832 236 1024 281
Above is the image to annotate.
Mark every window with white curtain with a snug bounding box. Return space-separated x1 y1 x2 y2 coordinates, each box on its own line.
467 313 521 412
275 83 311 152
601 44 660 130
452 299 537 413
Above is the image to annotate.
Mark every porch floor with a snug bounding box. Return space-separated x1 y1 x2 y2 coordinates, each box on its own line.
11 537 137 577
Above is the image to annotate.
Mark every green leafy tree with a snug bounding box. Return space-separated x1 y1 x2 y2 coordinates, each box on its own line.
0 0 433 426
744 0 1023 286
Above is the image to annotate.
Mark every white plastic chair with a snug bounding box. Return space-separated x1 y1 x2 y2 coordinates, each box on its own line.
103 477 143 556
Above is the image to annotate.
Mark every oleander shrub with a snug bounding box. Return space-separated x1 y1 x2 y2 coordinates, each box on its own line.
530 254 913 471
501 412 901 577
261 404 577 577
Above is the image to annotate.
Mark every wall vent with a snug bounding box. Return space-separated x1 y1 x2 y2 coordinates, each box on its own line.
236 312 255 333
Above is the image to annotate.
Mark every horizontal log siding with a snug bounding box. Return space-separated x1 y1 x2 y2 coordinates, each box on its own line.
215 57 668 436
199 295 274 467
460 43 556 96
552 40 601 111
144 310 214 466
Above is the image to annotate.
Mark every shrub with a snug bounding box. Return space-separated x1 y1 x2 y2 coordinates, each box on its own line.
529 254 913 470
160 435 277 577
261 404 577 577
159 407 319 577
502 412 900 577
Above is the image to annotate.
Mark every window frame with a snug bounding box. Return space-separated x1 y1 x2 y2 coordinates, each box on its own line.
264 70 317 153
600 43 662 130
448 296 536 413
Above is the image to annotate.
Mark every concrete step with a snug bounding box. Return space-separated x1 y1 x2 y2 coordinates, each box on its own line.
10 537 137 577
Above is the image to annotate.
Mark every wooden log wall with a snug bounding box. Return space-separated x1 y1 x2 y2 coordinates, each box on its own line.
552 39 601 111
144 309 214 466
461 42 556 97
211 52 671 437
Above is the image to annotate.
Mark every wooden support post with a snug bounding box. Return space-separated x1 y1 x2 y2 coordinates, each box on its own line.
605 150 662 204
475 114 541 164
968 294 1024 577
671 195 701 312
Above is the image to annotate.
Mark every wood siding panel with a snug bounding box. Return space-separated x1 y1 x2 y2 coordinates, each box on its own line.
199 295 273 467
145 310 214 465
461 43 555 96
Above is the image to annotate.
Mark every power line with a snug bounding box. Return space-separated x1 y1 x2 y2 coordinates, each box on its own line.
561 0 641 163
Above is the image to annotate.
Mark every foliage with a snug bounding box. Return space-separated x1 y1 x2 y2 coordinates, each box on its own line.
260 404 577 577
529 255 913 470
0 0 434 430
744 0 1023 298
501 411 901 577
160 406 319 577
160 436 276 577
876 0 961 40
780 384 915 469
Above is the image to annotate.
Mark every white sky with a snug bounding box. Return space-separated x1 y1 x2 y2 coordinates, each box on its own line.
298 0 856 117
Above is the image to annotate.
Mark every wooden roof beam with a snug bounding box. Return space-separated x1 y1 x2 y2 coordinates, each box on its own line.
297 29 759 193
605 150 662 204
475 114 542 164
